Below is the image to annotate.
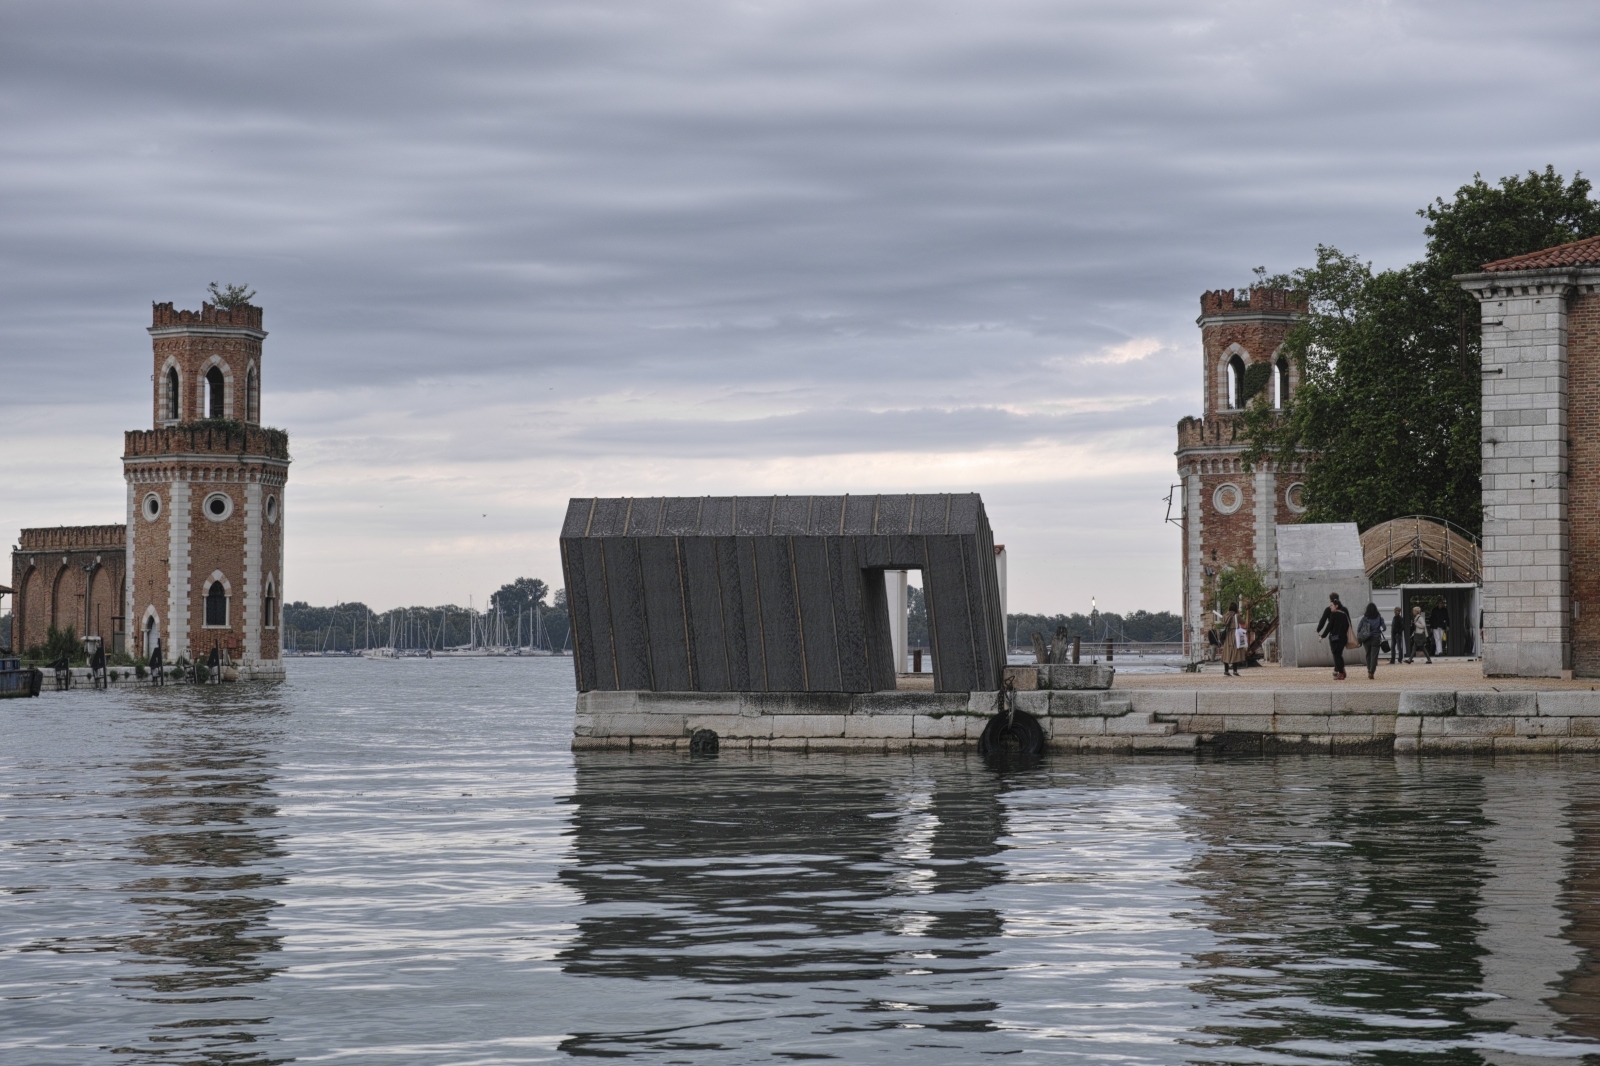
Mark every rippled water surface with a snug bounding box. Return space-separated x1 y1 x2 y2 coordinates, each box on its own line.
7 659 1600 1064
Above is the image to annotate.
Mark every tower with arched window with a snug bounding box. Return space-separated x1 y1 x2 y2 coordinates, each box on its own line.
123 300 290 677
1175 286 1307 660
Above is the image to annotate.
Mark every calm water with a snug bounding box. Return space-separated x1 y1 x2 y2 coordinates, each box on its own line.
6 660 1600 1064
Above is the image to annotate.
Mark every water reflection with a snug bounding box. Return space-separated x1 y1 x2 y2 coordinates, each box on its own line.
558 752 1018 1055
1176 759 1600 1063
1555 780 1600 1043
82 686 286 1063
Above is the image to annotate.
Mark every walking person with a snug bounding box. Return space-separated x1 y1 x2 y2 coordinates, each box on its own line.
1318 592 1353 680
1429 601 1449 657
1390 605 1407 664
1357 603 1386 680
149 642 164 686
1219 602 1247 676
1407 605 1431 664
90 642 107 690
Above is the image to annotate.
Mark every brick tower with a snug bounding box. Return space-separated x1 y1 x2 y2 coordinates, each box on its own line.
1176 287 1307 658
123 301 290 677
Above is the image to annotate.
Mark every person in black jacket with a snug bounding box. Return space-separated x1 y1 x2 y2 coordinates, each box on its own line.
1428 601 1449 657
1357 603 1386 680
1390 605 1407 664
1317 592 1353 680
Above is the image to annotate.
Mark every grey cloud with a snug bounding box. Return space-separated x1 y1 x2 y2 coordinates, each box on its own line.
3 0 1598 605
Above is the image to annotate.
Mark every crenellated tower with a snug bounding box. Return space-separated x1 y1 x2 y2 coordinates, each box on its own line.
1176 286 1307 659
124 301 289 676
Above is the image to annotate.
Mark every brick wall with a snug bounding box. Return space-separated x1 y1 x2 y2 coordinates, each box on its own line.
1178 286 1309 654
1571 286 1600 674
10 529 127 653
149 302 266 427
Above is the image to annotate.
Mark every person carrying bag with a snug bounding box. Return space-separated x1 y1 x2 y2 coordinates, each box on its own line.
1219 602 1248 677
1318 592 1354 680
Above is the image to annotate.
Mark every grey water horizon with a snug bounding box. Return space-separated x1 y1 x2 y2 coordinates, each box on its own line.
5 657 1600 1064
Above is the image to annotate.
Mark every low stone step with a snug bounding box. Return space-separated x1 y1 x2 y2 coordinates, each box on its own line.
1105 710 1176 736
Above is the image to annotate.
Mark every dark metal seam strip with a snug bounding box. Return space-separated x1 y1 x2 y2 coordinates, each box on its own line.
790 536 809 690
675 536 694 690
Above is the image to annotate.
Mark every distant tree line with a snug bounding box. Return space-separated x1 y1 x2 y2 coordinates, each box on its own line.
900 587 1180 649
1006 610 1183 648
283 576 569 652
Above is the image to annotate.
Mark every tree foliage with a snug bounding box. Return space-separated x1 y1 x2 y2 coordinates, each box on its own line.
27 624 84 664
207 281 256 309
1211 563 1276 627
1244 168 1600 534
490 577 549 617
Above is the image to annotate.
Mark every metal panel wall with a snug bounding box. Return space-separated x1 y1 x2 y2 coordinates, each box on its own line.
560 494 1007 693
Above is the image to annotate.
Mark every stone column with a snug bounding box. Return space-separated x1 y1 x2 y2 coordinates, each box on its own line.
1184 472 1205 655
1460 271 1574 677
243 479 262 668
885 570 908 673
167 480 191 661
1253 465 1278 659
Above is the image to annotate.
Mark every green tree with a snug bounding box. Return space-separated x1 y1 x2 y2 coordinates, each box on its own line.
207 281 256 309
490 577 549 617
28 624 84 664
1245 168 1600 534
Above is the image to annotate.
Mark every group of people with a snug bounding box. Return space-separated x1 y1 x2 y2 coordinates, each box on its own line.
1316 595 1450 680
142 638 231 685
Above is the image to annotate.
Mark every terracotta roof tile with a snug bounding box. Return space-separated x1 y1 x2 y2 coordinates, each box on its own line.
1481 234 1600 272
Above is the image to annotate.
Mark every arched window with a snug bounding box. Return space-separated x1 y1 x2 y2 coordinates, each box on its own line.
246 366 259 423
1275 356 1290 408
1228 355 1246 409
166 367 180 421
206 366 225 420
205 581 228 626
264 580 277 628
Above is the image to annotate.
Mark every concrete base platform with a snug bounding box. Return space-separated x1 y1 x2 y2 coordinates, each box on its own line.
574 676 1600 755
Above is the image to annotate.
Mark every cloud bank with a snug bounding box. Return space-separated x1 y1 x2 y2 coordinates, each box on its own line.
2 0 1597 611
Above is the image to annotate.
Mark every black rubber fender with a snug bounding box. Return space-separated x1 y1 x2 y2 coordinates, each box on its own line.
977 708 1044 756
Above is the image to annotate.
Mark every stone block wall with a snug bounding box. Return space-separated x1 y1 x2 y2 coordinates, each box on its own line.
571 685 1600 756
1467 274 1582 676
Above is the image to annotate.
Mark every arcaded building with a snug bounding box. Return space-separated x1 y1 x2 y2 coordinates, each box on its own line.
1459 235 1600 677
1175 287 1308 657
11 300 289 678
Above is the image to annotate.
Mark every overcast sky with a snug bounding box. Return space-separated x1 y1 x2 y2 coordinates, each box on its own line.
3 0 1597 614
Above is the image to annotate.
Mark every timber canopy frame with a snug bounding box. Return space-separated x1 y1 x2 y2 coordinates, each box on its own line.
1361 516 1482 588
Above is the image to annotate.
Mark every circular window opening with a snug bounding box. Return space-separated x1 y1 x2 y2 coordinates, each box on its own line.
1285 482 1308 515
265 494 279 524
203 492 234 522
1212 482 1243 515
143 493 162 521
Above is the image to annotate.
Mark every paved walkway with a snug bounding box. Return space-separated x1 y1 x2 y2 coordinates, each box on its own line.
1113 659 1600 692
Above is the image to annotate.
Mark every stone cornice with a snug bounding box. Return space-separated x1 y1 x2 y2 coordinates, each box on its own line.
1196 310 1301 329
148 324 268 341
1455 266 1600 299
121 453 290 468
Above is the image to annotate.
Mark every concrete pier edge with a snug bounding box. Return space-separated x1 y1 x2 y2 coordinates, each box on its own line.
573 687 1600 755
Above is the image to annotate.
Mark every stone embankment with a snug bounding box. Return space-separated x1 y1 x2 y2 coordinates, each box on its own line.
574 664 1600 755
